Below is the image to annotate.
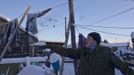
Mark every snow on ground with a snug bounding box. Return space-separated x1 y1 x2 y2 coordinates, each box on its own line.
18 65 55 75
51 54 124 75
17 53 128 75
63 63 75 75
18 63 123 75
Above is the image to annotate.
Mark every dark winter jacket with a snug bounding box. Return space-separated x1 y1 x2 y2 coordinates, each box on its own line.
48 45 134 75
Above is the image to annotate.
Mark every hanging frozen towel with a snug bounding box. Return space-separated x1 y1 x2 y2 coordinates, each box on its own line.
25 8 52 34
3 19 18 44
78 33 86 48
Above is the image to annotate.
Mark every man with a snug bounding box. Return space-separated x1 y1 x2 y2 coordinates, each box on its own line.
131 32 134 50
47 32 134 75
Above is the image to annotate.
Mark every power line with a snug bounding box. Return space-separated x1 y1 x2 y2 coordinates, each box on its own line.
76 0 123 21
76 24 134 29
79 6 134 26
52 2 68 9
74 24 81 33
77 25 129 37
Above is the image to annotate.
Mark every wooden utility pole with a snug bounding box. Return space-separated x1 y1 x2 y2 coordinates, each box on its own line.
68 0 76 49
68 0 77 75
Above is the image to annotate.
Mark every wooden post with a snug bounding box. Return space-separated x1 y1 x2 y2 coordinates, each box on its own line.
68 0 77 75
59 17 68 75
0 6 31 61
32 46 35 56
68 0 76 49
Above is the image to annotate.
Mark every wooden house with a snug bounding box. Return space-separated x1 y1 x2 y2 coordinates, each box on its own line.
0 13 38 57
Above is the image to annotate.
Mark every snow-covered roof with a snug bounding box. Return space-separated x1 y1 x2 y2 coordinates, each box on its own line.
101 42 129 47
18 65 46 75
42 40 64 43
19 26 38 40
31 41 46 46
0 13 11 21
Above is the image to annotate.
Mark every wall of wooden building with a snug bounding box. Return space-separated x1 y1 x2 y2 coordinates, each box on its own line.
0 23 38 57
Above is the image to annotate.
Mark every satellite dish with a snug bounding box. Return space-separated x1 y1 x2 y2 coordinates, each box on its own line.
131 32 134 38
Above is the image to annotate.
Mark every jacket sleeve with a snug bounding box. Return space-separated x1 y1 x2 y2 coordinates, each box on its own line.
37 8 52 18
109 51 134 75
46 45 82 59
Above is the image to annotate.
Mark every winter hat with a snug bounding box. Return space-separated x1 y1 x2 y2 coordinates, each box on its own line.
88 32 101 45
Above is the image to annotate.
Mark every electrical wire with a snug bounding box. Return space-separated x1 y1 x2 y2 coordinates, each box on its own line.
77 25 129 37
75 25 80 33
52 2 68 9
76 24 134 29
78 6 134 26
76 0 123 21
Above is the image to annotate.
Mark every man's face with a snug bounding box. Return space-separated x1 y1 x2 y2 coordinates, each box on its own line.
86 35 96 48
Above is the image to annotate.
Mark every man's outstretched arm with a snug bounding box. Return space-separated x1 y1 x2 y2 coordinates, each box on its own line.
45 45 82 59
109 51 134 75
